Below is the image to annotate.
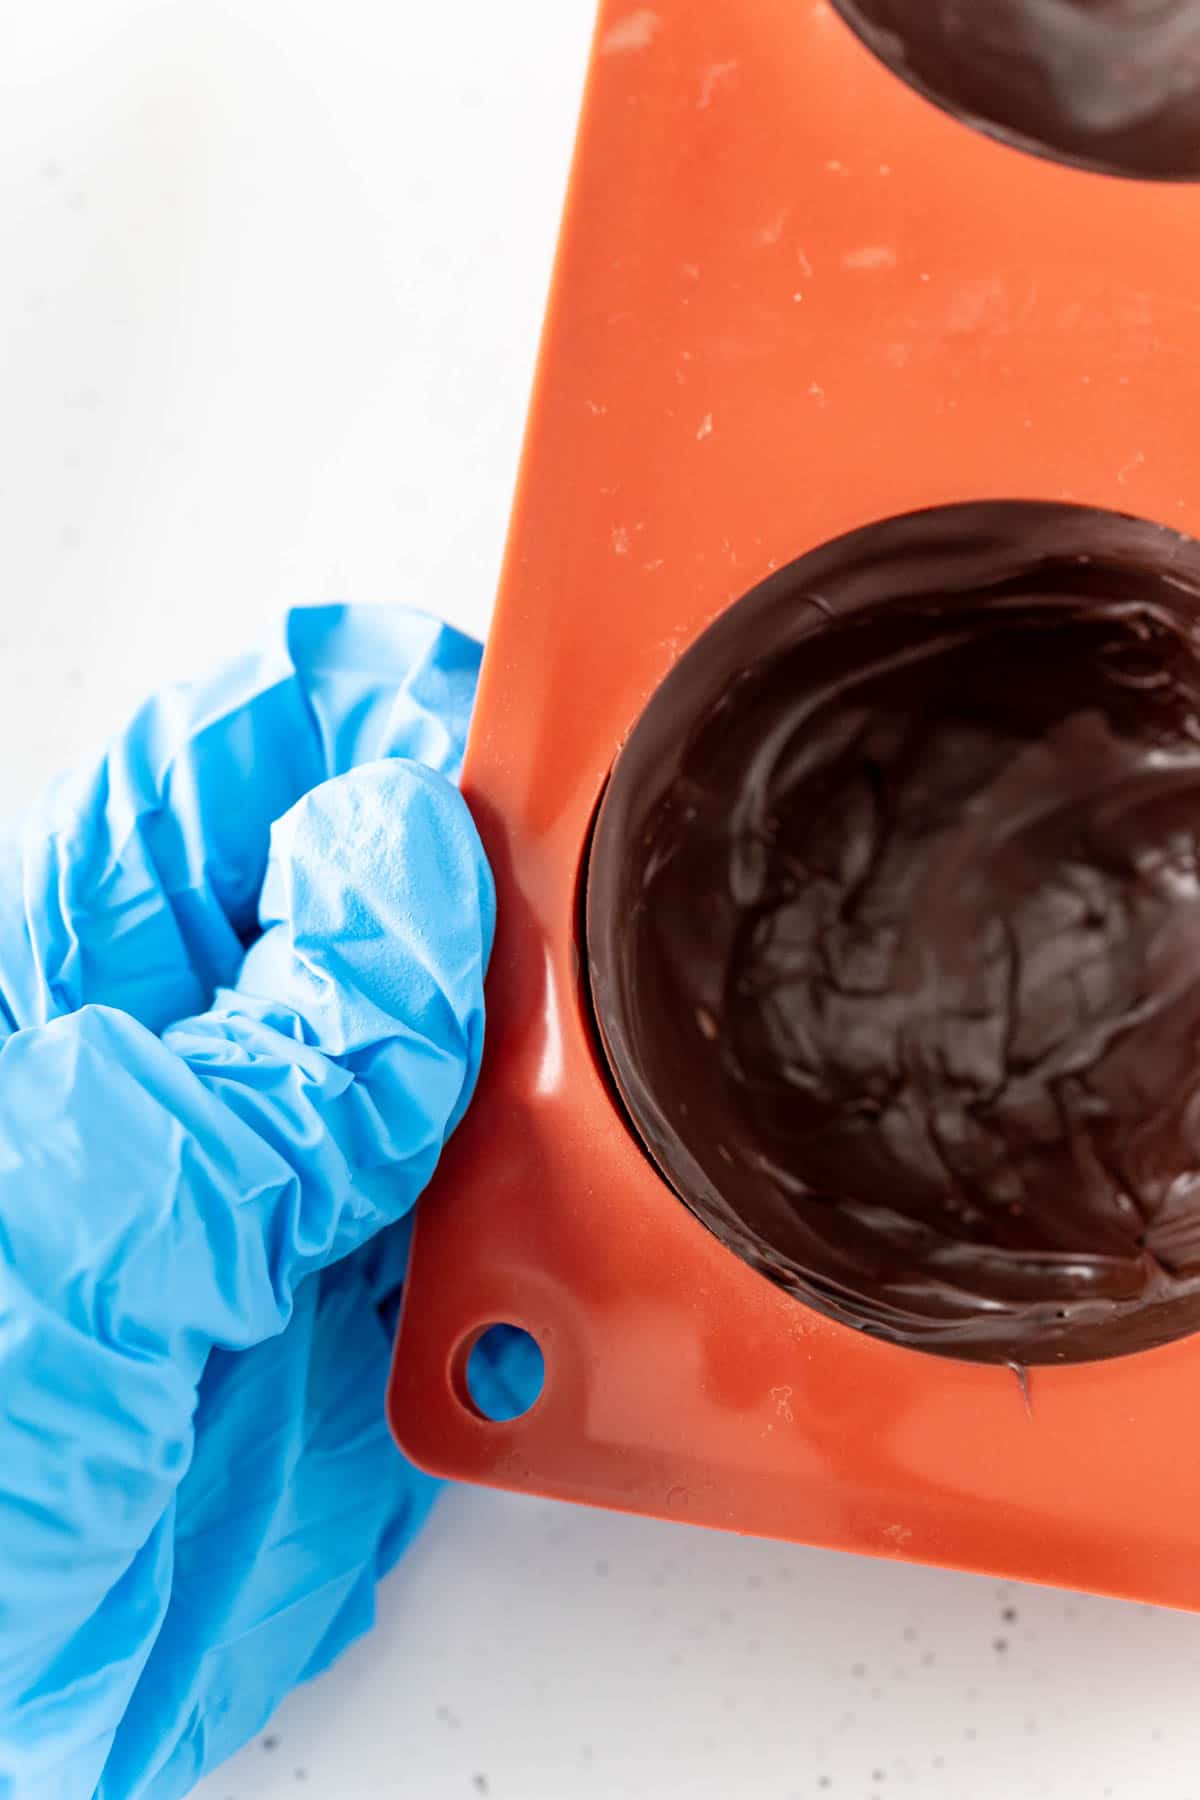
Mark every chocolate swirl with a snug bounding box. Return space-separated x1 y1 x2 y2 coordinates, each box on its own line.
586 504 1200 1363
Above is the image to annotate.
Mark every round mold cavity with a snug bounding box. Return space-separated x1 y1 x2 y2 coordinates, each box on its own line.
586 501 1200 1366
832 1 1200 182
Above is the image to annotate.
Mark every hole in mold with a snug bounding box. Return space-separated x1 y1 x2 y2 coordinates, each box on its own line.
456 1323 545 1422
831 0 1200 182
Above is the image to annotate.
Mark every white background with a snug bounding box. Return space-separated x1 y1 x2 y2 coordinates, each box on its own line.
4 4 1200 1798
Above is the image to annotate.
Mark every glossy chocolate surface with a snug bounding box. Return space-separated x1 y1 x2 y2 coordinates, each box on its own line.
586 504 1200 1363
833 0 1200 179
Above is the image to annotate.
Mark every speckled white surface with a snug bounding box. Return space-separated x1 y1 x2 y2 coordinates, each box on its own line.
5 4 1200 1797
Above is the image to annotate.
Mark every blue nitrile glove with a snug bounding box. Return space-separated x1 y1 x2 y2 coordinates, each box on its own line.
0 607 536 1800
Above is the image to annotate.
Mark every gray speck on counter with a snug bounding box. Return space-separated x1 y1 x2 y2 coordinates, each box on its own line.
472 1778 489 1796
261 1736 279 1753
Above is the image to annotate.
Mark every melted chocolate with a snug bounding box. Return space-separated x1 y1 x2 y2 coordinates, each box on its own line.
833 0 1200 180
586 504 1200 1363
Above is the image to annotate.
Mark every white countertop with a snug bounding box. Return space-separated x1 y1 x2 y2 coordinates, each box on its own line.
4 4 1200 1796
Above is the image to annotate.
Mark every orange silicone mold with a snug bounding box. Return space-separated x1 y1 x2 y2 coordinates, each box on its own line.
389 0 1200 1608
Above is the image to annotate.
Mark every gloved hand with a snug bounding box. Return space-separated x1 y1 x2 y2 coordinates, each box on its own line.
0 606 534 1800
